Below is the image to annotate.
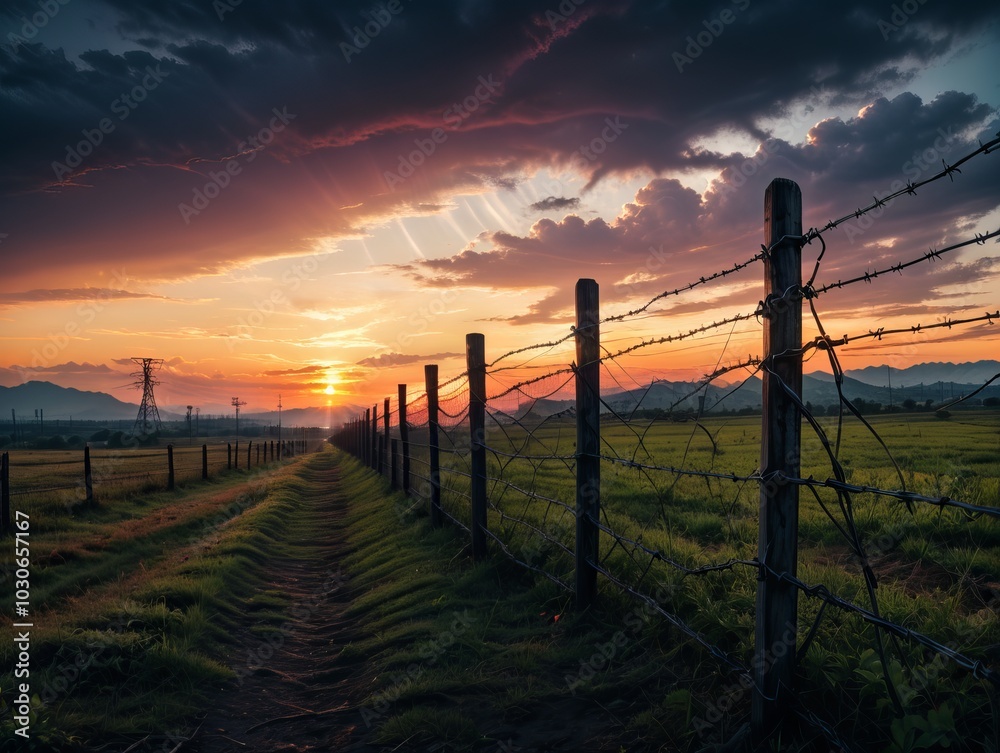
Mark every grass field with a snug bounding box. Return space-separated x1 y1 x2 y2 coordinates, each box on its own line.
2 410 998 751
399 409 1000 751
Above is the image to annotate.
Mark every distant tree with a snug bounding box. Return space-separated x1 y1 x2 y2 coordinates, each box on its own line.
924 399 934 409
89 428 111 441
827 404 841 416
985 397 1000 408
37 435 67 450
934 409 951 420
902 398 917 410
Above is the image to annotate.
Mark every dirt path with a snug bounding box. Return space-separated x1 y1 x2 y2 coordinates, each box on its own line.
190 458 376 752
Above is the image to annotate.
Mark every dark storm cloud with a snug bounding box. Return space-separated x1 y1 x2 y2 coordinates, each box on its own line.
0 0 998 292
529 196 580 212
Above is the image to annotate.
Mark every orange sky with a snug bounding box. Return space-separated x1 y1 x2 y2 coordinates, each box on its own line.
1 2 999 417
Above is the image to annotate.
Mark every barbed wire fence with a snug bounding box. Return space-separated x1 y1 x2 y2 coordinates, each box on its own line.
331 132 1000 751
0 438 313 526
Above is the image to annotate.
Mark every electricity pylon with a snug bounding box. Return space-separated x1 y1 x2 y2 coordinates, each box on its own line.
131 358 164 436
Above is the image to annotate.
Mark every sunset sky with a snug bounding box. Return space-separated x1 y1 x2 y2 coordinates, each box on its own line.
1 0 999 417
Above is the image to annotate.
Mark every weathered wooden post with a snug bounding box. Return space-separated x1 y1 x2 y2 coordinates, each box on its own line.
1 452 10 533
467 334 488 562
382 397 390 476
167 444 175 490
363 408 371 467
426 364 442 528
227 442 232 470
84 445 95 504
371 403 379 470
202 444 208 480
753 178 803 741
391 438 399 489
398 385 410 495
575 279 601 609
247 440 252 469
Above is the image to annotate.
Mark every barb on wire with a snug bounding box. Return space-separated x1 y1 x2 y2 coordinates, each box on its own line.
808 227 1000 299
805 132 1000 243
603 252 765 324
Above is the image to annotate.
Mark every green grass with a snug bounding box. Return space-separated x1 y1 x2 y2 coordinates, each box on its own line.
0 456 315 751
4 410 999 752
399 410 1000 751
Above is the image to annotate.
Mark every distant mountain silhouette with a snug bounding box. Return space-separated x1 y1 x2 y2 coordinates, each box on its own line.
1 381 363 427
1 381 140 421
844 360 1000 388
5 365 998 427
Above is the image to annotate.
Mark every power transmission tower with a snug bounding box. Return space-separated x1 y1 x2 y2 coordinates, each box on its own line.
131 358 164 436
232 396 247 442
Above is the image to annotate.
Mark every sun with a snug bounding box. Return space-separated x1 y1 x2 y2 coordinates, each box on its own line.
324 384 336 395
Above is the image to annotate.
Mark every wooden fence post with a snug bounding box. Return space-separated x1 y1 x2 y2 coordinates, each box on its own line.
167 444 175 490
1 452 9 534
227 442 232 470
202 444 208 480
391 438 399 489
382 397 390 476
363 408 371 467
467 334 488 562
371 403 379 470
235 440 240 470
426 364 442 528
398 385 410 495
753 177 803 741
575 279 601 609
84 445 95 504
247 440 252 469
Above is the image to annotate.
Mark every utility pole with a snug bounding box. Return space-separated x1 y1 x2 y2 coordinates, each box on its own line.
232 397 246 443
277 394 282 445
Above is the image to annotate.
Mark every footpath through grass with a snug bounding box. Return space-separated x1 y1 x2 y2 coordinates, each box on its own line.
2 444 724 752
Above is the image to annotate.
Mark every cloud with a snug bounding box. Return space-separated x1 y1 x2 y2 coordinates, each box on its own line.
391 90 1000 324
529 196 580 212
2 1 998 292
0 288 172 306
356 351 464 368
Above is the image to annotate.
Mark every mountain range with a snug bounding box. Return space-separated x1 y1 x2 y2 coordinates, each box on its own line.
0 381 362 428
2 360 997 427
